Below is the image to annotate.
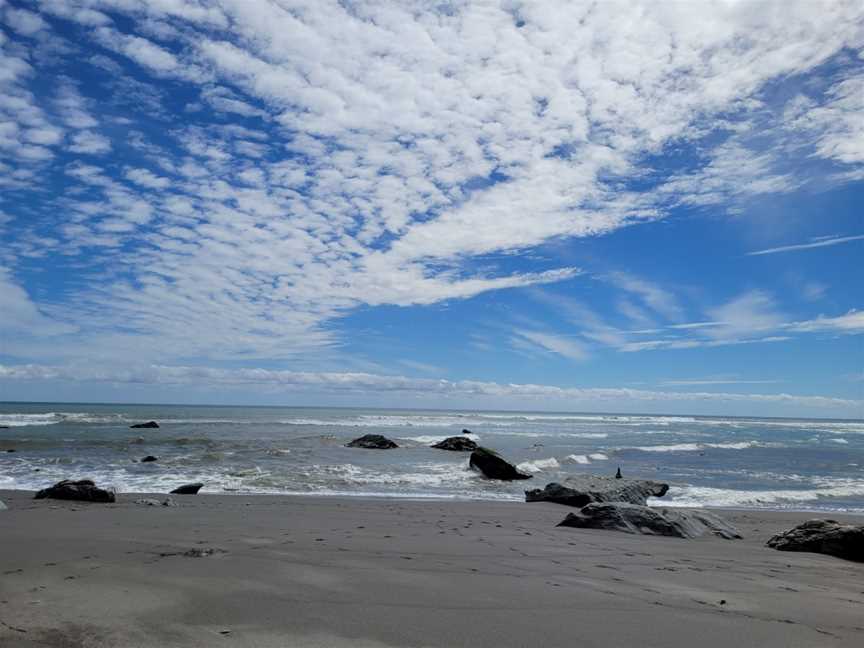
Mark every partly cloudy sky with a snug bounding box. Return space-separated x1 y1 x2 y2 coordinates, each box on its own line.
0 0 862 417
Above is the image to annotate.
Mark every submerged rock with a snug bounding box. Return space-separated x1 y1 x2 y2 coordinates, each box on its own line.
140 455 158 463
557 502 741 539
432 436 478 452
525 474 669 507
346 434 399 449
170 482 203 495
34 479 116 503
469 447 532 481
130 421 159 429
766 519 864 562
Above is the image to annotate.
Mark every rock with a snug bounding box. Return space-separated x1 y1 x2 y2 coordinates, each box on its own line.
130 421 159 429
135 497 176 507
557 503 741 539
469 447 532 481
140 455 158 463
766 519 864 562
432 436 478 452
0 425 9 429
525 474 669 507
345 434 398 449
170 482 203 495
6 449 16 453
461 429 472 435
615 467 622 479
34 479 116 503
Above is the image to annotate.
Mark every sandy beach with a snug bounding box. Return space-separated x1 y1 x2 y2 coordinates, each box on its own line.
1 490 862 647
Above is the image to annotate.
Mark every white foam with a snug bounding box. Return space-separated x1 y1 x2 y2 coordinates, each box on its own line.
566 454 590 465
626 441 763 453
658 479 864 509
516 457 560 473
399 434 479 445
589 453 609 461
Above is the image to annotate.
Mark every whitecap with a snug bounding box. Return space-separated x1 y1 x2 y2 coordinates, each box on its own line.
516 457 560 473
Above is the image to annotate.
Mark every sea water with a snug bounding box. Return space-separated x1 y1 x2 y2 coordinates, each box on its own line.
1 403 862 512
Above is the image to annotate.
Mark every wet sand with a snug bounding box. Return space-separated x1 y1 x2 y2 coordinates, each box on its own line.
1 489 862 647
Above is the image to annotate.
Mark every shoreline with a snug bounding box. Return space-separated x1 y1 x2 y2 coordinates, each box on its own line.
2 489 863 647
4 486 864 516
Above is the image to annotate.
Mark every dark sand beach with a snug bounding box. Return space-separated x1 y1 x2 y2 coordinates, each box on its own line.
1 490 862 647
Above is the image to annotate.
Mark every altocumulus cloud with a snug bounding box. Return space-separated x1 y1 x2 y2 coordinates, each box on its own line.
0 0 862 402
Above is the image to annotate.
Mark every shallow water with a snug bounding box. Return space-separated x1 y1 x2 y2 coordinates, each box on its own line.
1 403 862 512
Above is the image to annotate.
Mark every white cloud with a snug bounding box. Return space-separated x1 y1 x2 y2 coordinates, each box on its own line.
704 290 786 340
68 130 111 154
748 234 864 256
3 7 47 36
2 0 862 369
0 268 77 336
511 329 589 362
0 362 858 411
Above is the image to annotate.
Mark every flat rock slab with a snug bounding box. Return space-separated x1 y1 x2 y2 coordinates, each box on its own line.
469 447 531 481
346 434 398 449
558 502 741 539
766 519 864 562
432 436 478 451
34 479 116 503
526 475 669 507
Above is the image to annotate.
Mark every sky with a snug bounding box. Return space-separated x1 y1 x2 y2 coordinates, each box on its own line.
0 0 862 418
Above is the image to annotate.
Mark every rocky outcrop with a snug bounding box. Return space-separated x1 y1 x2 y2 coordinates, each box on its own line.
432 436 478 452
346 434 398 449
170 483 203 495
469 447 532 481
558 502 740 539
140 455 158 463
34 479 116 503
130 421 160 429
766 519 864 562
525 474 669 507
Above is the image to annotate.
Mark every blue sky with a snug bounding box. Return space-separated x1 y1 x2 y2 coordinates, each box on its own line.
0 0 862 418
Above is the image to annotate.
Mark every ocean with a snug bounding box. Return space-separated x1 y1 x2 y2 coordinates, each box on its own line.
1 402 862 512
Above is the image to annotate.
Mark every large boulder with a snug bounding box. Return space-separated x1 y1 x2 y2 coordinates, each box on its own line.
469 447 532 481
170 482 204 495
432 436 478 452
34 479 116 503
557 502 741 539
525 474 669 507
766 519 864 562
346 434 398 449
130 421 159 429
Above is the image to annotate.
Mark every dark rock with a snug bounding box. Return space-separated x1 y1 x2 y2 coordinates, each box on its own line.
170 482 203 495
525 474 669 507
130 421 159 429
140 455 158 463
615 467 622 479
135 497 176 507
766 519 864 562
34 479 116 503
557 502 741 539
0 425 9 429
432 436 478 452
346 434 398 449
461 429 472 435
469 447 532 481
6 449 15 453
